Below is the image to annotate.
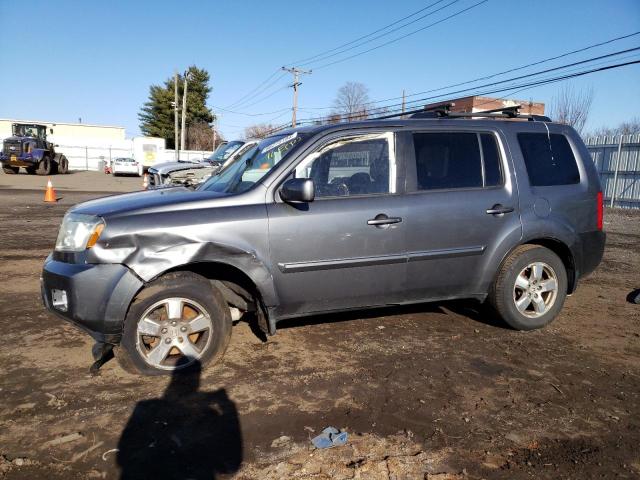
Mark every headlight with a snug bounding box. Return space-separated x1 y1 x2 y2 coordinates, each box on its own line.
55 213 105 252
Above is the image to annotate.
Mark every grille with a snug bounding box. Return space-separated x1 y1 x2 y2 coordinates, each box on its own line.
3 141 21 156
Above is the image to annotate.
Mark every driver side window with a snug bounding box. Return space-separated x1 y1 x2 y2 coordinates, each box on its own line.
294 133 395 198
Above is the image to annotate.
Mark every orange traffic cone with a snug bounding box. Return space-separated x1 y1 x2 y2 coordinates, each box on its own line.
44 179 57 203
142 174 149 190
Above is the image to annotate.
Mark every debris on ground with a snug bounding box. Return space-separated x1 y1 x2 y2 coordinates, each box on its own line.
311 427 348 449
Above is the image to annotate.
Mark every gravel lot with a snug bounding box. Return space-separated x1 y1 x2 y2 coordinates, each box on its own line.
0 173 638 479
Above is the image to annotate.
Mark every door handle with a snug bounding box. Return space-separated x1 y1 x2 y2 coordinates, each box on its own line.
367 214 403 226
486 204 514 215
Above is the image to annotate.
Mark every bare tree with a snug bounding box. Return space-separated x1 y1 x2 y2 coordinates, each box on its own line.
332 82 370 122
589 117 640 137
548 84 594 134
186 122 223 150
244 123 277 139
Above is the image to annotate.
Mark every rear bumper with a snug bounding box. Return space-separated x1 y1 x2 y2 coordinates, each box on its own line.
41 255 143 343
577 230 606 279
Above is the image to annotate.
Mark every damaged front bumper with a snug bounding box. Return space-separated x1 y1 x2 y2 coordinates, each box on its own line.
41 255 143 344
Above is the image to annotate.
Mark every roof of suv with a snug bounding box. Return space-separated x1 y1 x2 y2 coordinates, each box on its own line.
276 116 565 139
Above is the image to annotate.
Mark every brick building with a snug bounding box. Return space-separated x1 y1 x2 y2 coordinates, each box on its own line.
425 96 545 115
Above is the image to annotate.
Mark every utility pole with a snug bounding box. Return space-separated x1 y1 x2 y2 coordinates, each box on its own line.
401 89 406 118
282 66 312 128
173 70 179 160
180 70 189 152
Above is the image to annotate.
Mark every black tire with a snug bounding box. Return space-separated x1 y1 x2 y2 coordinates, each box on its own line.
57 155 69 174
2 166 19 174
489 245 567 330
36 156 51 175
26 166 37 175
116 272 232 376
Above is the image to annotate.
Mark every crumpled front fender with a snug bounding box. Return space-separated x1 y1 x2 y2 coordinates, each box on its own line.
88 231 278 308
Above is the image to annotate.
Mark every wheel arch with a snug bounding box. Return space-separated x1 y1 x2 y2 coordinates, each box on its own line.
500 238 577 294
150 260 276 334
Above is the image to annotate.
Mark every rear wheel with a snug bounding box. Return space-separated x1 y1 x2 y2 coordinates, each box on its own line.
36 156 51 175
489 245 567 330
2 166 19 174
116 272 232 375
57 155 69 174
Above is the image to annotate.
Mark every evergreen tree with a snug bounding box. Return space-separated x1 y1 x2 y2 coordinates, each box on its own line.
138 66 215 149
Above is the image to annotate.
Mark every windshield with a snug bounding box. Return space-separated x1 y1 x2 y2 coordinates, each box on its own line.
13 124 46 139
199 132 304 194
208 141 244 162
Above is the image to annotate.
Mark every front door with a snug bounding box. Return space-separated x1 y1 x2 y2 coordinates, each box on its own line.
267 132 408 318
402 130 522 300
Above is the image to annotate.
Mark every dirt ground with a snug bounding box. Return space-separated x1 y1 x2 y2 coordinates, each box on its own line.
0 170 144 193
0 184 639 480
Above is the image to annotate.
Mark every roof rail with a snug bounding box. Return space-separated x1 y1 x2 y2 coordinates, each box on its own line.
410 104 551 122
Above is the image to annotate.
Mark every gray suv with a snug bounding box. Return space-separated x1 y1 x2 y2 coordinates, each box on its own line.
41 111 605 375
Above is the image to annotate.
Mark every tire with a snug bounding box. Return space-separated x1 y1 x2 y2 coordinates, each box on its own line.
36 156 51 175
26 167 37 175
57 155 69 174
116 272 232 375
2 166 19 174
489 245 567 330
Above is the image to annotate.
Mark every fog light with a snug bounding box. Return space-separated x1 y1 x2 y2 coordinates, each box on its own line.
52 289 68 312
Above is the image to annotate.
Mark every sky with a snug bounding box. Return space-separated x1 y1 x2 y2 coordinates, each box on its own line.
1 0 639 140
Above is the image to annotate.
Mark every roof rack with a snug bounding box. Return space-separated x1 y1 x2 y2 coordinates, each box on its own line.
373 103 551 122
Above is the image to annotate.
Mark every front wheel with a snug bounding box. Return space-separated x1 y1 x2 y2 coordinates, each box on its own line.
116 272 232 375
489 245 567 330
36 156 51 175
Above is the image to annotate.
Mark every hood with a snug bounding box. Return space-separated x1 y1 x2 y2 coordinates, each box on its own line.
70 187 227 217
150 160 203 174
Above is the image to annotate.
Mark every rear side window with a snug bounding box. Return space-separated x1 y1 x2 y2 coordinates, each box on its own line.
412 132 503 190
517 133 580 186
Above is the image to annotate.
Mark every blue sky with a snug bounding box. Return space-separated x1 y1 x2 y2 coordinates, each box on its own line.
1 0 639 140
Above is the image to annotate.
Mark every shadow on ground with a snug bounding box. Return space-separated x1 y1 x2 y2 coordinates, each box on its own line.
117 360 242 480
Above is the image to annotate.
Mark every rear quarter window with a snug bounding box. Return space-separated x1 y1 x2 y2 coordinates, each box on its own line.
517 133 580 186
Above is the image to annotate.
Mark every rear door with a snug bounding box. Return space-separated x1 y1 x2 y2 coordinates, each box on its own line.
402 129 523 300
267 131 409 317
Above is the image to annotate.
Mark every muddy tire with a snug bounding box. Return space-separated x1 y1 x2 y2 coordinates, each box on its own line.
489 245 567 330
57 155 69 174
36 156 51 175
2 166 19 174
116 272 232 376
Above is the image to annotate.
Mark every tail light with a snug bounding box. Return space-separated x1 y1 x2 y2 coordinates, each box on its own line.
597 191 603 231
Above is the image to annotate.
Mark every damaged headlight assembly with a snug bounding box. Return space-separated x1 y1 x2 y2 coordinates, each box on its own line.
55 213 105 252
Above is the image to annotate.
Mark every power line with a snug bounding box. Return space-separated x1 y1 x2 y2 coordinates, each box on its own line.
302 30 640 111
284 0 452 67
294 0 463 68
217 0 484 114
291 57 640 126
223 69 282 109
293 45 640 123
312 0 489 70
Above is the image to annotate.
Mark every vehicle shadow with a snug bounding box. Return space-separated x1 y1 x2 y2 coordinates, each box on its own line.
117 360 242 480
627 288 640 304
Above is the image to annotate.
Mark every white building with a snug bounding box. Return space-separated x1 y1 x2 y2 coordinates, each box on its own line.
1 118 211 170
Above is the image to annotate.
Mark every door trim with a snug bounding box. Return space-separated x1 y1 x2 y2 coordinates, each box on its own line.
278 245 485 273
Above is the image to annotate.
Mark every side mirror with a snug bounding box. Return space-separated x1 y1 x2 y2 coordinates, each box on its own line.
49 128 54 134
280 178 314 203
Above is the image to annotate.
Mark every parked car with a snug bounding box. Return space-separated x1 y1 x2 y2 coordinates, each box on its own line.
42 110 605 375
111 157 142 177
147 140 259 189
